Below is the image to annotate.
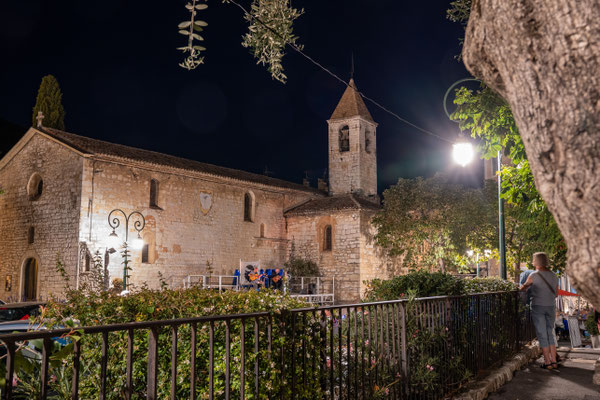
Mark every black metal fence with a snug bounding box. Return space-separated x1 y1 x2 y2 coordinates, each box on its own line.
0 291 534 399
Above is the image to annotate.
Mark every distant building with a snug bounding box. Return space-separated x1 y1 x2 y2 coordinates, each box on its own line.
0 80 402 303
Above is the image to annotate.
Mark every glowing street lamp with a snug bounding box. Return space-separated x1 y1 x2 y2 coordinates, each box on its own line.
452 135 474 167
107 209 146 292
453 135 507 280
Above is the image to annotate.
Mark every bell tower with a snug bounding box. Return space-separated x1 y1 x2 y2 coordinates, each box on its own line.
327 79 378 197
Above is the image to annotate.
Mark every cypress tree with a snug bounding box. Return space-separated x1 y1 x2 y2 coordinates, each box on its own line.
32 75 66 130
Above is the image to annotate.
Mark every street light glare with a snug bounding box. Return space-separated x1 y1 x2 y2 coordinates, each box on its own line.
452 142 474 167
132 236 145 250
108 231 120 249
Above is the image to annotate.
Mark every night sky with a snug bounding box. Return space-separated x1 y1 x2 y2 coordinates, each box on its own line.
0 0 483 193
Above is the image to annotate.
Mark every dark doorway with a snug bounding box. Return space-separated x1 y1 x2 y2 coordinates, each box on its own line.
23 258 38 301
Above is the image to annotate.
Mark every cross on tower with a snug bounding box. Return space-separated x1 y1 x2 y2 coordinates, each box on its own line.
36 111 44 128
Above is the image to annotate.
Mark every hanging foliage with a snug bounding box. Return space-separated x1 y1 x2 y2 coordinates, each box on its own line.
178 0 303 83
177 0 208 70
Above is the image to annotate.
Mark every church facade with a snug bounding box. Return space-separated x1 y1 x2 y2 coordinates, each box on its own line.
0 80 400 303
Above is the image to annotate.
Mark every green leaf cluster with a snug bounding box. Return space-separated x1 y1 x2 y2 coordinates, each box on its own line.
178 0 208 70
31 75 65 130
373 175 496 273
363 271 517 302
240 0 304 83
584 314 600 336
20 288 317 399
178 0 303 83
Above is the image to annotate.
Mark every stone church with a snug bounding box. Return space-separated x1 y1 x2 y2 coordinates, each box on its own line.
0 80 400 303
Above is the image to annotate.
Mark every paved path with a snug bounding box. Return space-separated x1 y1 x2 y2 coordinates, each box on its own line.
489 356 600 400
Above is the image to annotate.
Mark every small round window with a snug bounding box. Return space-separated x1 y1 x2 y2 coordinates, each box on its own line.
27 173 44 201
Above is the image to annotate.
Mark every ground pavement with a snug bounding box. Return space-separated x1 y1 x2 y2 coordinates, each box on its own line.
488 348 600 400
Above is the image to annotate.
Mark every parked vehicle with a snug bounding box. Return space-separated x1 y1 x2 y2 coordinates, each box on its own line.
0 301 44 322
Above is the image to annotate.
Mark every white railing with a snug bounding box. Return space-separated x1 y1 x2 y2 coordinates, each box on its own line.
287 276 335 305
183 275 240 292
181 274 336 304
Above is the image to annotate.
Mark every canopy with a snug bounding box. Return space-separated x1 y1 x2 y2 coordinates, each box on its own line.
558 289 580 297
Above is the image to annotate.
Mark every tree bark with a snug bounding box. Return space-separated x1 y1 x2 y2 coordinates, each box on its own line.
462 0 600 308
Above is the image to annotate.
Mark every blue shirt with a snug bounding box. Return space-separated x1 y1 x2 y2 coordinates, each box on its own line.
520 269 534 286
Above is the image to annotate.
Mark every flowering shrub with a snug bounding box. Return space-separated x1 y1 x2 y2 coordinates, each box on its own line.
15 288 318 399
363 271 517 302
363 270 465 301
462 277 518 294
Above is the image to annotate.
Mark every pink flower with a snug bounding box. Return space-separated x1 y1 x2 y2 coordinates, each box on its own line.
365 340 370 345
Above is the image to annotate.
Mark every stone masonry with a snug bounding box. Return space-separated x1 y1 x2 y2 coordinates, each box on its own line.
0 79 400 303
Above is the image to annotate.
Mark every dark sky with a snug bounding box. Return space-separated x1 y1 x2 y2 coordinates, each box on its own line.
0 0 483 192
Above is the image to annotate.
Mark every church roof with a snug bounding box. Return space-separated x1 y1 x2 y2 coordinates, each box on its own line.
284 193 380 216
39 128 322 194
330 79 374 122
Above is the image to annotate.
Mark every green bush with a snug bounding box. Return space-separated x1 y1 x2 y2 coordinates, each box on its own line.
462 277 518 294
585 314 599 336
363 272 517 302
363 270 465 301
19 288 318 399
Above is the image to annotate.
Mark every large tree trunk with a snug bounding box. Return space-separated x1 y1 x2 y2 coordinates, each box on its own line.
462 0 600 308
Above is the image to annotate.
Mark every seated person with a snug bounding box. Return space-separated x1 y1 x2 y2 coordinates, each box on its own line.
269 268 283 290
244 265 264 289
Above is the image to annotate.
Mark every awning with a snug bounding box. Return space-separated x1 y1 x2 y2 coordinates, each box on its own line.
558 289 580 297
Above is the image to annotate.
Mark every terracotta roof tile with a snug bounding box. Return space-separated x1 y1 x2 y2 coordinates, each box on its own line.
284 194 380 216
40 128 323 194
330 79 374 122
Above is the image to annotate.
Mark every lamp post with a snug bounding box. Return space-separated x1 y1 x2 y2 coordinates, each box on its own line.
107 209 146 292
452 136 507 280
446 78 508 280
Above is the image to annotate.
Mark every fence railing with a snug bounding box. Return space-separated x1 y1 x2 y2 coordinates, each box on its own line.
0 291 534 400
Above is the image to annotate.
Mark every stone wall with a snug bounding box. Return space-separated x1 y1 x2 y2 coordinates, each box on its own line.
359 210 406 294
328 117 378 197
78 157 318 290
0 133 83 300
286 210 368 303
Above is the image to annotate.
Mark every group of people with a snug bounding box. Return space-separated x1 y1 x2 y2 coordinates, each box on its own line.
243 265 283 290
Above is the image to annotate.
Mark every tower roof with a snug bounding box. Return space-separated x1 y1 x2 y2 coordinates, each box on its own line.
330 79 374 122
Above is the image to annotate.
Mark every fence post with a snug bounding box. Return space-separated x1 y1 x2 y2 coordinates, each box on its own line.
514 291 520 351
319 310 327 396
400 303 408 378
3 340 15 400
147 327 159 400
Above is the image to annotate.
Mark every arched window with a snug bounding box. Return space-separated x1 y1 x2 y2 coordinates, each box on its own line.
27 226 35 244
339 125 350 152
324 225 333 251
83 252 91 272
22 258 38 301
260 223 265 238
365 130 372 153
141 244 149 263
244 192 254 222
149 179 159 208
27 173 44 201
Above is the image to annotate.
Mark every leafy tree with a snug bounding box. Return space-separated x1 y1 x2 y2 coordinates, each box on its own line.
373 174 565 278
373 175 494 273
31 75 66 130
